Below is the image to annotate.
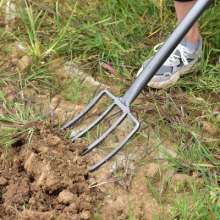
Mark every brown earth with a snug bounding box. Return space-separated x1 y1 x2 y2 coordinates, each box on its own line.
0 121 100 220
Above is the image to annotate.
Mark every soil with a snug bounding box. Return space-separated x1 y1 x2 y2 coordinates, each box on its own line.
0 121 100 220
97 166 162 220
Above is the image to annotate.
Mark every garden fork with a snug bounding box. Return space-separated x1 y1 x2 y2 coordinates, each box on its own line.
63 0 211 172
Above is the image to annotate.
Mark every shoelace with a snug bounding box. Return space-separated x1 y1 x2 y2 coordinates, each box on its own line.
154 42 192 67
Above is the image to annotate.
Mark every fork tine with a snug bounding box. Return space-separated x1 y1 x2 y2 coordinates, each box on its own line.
70 103 115 141
89 121 140 172
62 90 106 129
80 113 127 155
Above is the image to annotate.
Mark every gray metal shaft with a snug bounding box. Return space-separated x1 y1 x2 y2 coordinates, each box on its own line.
122 0 211 106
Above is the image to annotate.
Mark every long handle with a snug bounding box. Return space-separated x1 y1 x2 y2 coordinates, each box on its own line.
122 0 212 106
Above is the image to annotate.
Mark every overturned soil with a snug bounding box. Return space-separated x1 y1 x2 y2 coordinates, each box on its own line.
0 121 100 220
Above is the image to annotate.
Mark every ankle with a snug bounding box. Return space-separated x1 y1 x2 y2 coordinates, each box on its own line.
184 27 201 44
181 37 202 53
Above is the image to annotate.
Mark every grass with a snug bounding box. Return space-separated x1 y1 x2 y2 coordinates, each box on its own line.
170 184 220 220
18 0 72 60
0 0 220 219
61 76 97 104
0 88 44 148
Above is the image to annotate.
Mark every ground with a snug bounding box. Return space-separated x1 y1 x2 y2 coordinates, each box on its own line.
0 1 220 220
0 122 100 220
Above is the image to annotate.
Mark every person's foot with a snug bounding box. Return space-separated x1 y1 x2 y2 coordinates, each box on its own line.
136 39 202 89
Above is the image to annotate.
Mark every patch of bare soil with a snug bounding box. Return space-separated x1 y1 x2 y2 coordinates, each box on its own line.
85 129 166 220
0 122 100 220
95 163 162 220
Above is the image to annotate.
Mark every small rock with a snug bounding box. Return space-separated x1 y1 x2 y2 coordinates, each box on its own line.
11 42 27 60
38 145 49 153
202 121 218 136
0 177 7 186
145 163 160 178
80 210 91 220
84 75 101 87
58 190 75 204
15 42 28 56
17 55 32 72
44 171 61 192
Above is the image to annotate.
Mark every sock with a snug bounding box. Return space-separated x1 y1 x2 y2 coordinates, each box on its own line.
181 38 202 53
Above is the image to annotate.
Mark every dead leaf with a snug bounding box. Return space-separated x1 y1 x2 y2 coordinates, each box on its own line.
101 62 117 75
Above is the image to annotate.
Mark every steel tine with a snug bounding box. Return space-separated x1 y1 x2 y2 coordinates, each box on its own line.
80 113 127 155
70 103 115 141
88 121 140 172
62 90 106 129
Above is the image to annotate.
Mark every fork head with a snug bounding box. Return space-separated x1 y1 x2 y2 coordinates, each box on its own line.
62 89 140 172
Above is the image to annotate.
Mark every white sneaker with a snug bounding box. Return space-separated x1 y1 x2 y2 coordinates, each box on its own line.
136 41 202 89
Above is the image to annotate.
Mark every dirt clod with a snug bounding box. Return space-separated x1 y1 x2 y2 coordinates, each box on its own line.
47 134 61 146
17 55 32 72
0 177 7 186
0 122 99 219
202 121 218 136
58 190 75 204
80 210 91 220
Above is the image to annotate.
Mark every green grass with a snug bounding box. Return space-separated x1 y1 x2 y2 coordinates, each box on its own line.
18 0 72 60
0 90 43 148
13 0 220 91
61 76 97 104
0 0 220 219
170 184 220 220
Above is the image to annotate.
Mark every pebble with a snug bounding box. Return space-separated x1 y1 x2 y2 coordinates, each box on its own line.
0 177 8 186
58 190 75 204
202 121 218 136
80 210 91 220
17 55 32 72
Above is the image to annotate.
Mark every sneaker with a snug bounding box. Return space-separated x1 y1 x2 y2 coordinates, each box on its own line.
136 40 202 89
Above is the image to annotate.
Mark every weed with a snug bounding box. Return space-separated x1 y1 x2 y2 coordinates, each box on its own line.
0 97 43 148
23 64 56 89
18 0 72 60
170 184 220 220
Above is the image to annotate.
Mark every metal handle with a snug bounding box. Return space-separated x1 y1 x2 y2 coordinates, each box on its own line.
122 0 212 106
